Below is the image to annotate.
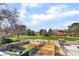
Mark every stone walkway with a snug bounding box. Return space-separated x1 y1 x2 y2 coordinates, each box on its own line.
66 50 79 56
64 45 79 56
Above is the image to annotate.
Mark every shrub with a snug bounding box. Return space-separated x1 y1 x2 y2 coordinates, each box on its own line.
1 36 13 44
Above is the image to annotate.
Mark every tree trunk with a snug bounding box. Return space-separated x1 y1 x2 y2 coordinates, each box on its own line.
17 34 19 39
65 33 67 38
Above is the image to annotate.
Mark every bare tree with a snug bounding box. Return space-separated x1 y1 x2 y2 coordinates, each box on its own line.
15 25 26 38
0 8 19 35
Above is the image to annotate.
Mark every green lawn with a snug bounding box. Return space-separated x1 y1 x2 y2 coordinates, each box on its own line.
9 35 79 42
0 35 79 47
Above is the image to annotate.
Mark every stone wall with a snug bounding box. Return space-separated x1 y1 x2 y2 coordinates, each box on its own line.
0 44 12 51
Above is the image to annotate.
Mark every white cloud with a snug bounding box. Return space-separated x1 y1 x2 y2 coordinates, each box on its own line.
31 13 58 25
22 3 39 8
30 5 79 25
17 4 79 28
19 3 40 18
32 14 55 21
18 3 41 25
61 10 79 17
1 0 79 3
19 9 27 17
46 5 79 18
61 21 79 29
46 5 67 14
30 5 67 25
63 21 79 26
50 20 79 30
18 3 28 25
18 8 27 25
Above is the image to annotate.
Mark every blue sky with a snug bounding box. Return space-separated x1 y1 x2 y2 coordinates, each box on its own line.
2 3 79 31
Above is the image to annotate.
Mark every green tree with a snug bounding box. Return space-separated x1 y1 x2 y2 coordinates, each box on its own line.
26 29 32 35
68 23 79 37
39 29 48 36
39 29 43 35
31 31 36 36
48 29 53 36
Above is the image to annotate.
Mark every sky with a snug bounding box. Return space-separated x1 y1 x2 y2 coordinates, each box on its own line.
1 3 79 31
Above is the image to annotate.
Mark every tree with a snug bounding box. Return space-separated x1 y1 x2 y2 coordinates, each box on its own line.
0 4 7 32
39 29 43 35
15 25 26 35
48 29 53 36
67 26 73 36
58 30 65 33
68 23 79 37
26 29 36 36
0 7 19 35
4 27 10 35
10 24 27 38
39 29 48 36
26 29 32 35
64 30 69 38
31 31 36 36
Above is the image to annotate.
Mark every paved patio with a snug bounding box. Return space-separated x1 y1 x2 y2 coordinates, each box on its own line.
64 45 79 56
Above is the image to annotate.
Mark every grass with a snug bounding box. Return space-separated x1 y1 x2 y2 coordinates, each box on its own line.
9 35 61 41
9 35 79 42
